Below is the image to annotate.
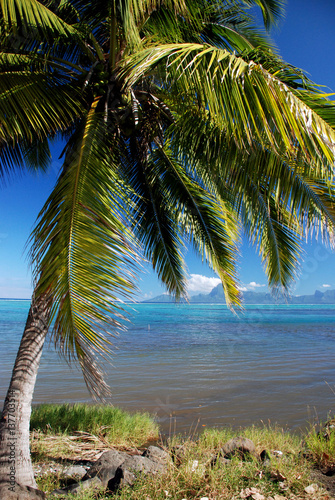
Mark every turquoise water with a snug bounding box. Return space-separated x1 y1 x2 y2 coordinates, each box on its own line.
1 300 335 432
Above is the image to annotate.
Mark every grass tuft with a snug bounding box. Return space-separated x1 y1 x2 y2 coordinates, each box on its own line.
305 422 335 471
31 403 159 448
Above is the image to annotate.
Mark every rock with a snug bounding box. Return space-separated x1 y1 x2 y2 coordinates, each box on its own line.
304 483 319 495
84 449 130 478
50 476 102 496
53 447 168 495
221 437 257 460
142 446 169 465
120 455 166 475
109 454 167 491
50 449 131 496
82 449 130 486
63 465 87 479
108 466 137 490
0 482 46 499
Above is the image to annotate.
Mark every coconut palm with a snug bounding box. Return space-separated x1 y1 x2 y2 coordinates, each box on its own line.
0 0 335 491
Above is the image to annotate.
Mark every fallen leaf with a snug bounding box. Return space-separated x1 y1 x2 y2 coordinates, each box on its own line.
270 470 286 481
240 487 265 499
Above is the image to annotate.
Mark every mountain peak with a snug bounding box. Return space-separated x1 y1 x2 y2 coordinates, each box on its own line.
142 285 335 304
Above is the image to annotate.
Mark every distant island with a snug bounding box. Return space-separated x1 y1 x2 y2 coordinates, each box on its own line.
142 285 335 305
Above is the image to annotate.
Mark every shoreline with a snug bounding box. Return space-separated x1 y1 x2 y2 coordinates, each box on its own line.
29 403 335 499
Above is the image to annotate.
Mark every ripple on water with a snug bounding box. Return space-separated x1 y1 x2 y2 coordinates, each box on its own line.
1 302 335 433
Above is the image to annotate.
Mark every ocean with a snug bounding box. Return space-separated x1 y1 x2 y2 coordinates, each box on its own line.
1 299 335 433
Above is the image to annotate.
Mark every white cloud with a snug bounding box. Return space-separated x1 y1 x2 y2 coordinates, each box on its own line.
249 281 265 288
185 276 267 295
239 281 266 292
322 284 331 288
187 274 221 293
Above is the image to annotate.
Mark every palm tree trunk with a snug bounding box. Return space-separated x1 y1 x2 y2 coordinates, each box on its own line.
0 295 49 489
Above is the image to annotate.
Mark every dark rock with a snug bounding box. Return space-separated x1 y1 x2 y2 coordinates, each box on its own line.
50 476 103 496
220 437 257 461
90 467 120 487
108 454 167 492
0 481 46 499
52 447 169 495
82 449 130 485
142 446 169 465
50 450 131 496
108 467 137 490
120 455 165 474
84 449 129 478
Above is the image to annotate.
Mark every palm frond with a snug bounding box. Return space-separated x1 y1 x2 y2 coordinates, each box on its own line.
201 2 276 52
150 144 241 308
119 0 189 49
239 186 302 293
31 101 139 398
0 0 77 37
169 110 335 291
122 139 187 300
122 43 335 167
243 0 285 30
0 54 83 144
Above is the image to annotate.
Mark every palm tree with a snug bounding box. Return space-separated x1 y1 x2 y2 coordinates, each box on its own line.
1 0 335 491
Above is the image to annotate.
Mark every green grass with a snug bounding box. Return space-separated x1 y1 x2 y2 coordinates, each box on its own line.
305 421 335 471
31 405 334 499
31 403 159 448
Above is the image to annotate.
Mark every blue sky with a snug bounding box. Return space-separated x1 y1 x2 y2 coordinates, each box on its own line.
1 0 335 300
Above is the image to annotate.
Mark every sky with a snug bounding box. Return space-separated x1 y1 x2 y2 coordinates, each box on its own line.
1 0 335 300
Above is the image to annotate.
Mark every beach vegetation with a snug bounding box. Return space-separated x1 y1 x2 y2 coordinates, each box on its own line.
30 403 159 448
30 409 334 499
305 422 335 472
1 0 335 492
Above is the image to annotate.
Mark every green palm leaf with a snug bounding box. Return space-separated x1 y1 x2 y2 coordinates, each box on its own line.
0 0 76 37
244 0 285 29
0 53 83 141
121 141 188 300
169 111 335 291
121 43 335 166
150 144 241 307
31 101 139 397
